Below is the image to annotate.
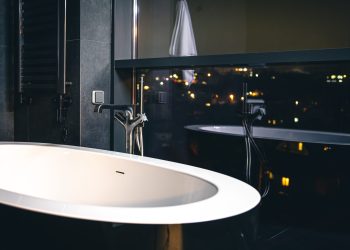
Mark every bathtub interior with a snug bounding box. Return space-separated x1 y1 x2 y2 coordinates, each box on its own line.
0 144 218 207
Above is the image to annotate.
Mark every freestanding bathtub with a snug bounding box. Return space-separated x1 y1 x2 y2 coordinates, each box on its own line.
0 142 260 225
185 125 350 145
185 125 350 229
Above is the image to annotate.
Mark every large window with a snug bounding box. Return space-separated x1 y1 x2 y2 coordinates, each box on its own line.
116 0 350 59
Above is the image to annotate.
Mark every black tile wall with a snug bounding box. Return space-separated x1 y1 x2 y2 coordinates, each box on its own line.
65 40 81 145
78 0 111 149
58 0 113 149
80 0 111 42
0 0 9 46
80 40 110 149
0 0 14 141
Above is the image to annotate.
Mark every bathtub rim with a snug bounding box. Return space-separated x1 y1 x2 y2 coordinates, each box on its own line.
0 142 261 225
185 125 350 145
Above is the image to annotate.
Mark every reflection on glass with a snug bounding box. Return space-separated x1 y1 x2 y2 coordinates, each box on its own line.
134 62 350 229
137 0 350 58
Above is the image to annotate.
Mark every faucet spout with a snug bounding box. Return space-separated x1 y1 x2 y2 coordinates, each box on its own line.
95 104 133 114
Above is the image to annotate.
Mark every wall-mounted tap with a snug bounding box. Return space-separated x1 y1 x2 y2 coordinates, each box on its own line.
92 91 147 154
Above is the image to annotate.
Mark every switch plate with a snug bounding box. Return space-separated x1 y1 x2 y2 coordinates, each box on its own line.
92 90 104 104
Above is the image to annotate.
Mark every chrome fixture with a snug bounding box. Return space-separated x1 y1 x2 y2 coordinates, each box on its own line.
242 82 269 197
92 91 147 155
132 0 138 60
131 0 139 105
135 75 145 155
245 99 266 124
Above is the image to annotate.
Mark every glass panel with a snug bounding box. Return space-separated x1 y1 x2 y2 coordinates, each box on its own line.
137 0 350 58
138 0 176 58
135 62 350 230
136 62 350 163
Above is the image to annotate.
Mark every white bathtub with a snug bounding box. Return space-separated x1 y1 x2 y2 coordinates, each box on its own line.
0 142 260 225
185 125 350 145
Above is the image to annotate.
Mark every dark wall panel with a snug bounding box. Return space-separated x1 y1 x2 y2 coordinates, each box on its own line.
80 40 110 149
15 0 112 150
80 0 111 42
79 0 111 149
0 0 14 141
65 40 81 145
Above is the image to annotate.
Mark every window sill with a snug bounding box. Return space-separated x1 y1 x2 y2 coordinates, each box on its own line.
115 48 350 69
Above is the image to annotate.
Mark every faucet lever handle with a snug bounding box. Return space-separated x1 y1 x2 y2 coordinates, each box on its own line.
114 111 127 125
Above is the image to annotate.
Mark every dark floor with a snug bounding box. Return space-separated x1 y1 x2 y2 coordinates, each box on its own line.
254 224 350 250
1 203 350 250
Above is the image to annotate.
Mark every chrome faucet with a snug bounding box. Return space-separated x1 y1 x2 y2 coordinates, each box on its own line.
92 90 147 155
113 106 147 154
92 73 147 155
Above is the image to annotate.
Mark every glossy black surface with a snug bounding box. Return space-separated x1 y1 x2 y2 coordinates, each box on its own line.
249 63 350 133
137 62 350 249
139 62 350 160
187 129 350 226
0 200 258 250
253 224 350 250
